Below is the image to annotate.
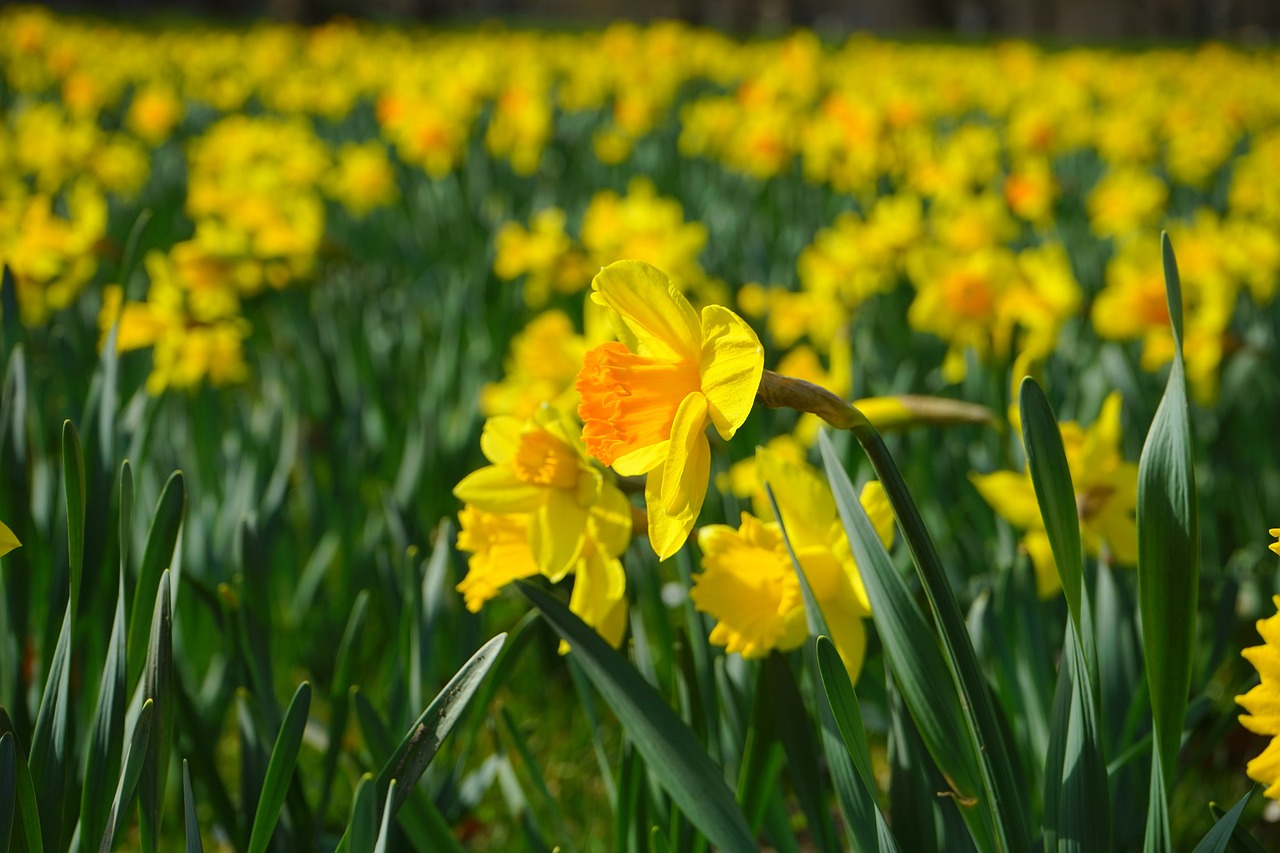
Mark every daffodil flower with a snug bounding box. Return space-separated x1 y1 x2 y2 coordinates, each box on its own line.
576 260 763 559
1238 595 1280 797
453 407 630 580
689 444 892 681
0 520 19 558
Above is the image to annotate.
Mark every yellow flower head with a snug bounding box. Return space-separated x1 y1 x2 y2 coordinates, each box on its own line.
1271 528 1280 557
575 260 763 560
690 445 892 681
1237 595 1280 798
453 407 632 580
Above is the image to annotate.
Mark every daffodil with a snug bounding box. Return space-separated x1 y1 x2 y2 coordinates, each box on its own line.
1237 594 1280 798
453 407 631 579
576 260 764 559
0 520 20 558
970 392 1137 598
690 444 892 681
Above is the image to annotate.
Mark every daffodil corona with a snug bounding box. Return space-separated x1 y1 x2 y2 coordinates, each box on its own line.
576 260 764 559
1238 594 1280 798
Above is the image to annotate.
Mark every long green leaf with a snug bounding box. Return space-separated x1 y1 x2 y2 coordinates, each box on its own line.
820 426 1029 851
62 420 85 617
519 582 756 853
817 435 993 848
1 732 15 853
182 760 203 853
1138 234 1199 841
0 712 41 853
1191 788 1252 853
763 655 839 853
99 698 153 853
246 683 312 853
28 606 71 853
345 774 377 853
319 591 371 820
815 637 901 853
139 572 173 852
373 780 397 853
78 566 128 848
127 472 184 687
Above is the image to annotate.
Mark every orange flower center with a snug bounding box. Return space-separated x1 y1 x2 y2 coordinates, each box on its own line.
1137 277 1171 327
576 341 701 467
943 271 995 319
512 429 580 490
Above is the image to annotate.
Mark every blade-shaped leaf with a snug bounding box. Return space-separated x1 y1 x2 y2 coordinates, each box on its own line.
820 426 1030 851
1 732 15 853
28 606 71 853
345 774 376 853
0 718 41 853
1191 788 1252 853
246 683 312 853
519 582 756 853
79 567 128 848
319 591 370 819
182 760 203 853
62 420 85 617
373 780 397 853
99 698 153 853
1138 234 1199 822
763 655 839 853
128 472 184 688
139 572 173 852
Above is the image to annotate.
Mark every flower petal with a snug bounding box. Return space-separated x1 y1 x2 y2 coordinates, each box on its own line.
532 489 589 582
645 454 704 561
479 416 524 465
970 471 1044 530
700 304 764 439
566 549 628 649
453 465 546 513
591 260 700 362
613 440 669 476
660 392 710 517
589 481 634 559
755 444 834 549
824 601 868 684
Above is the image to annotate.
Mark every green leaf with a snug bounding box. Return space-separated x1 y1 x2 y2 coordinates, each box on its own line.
79 567 128 849
62 420 85 618
118 462 133 579
28 605 71 853
1 732 16 853
1018 379 1085 645
1191 788 1252 853
374 633 506 824
345 774 377 853
817 434 992 848
182 760 203 853
1138 234 1199 819
373 780 397 853
319 591 371 820
0 712 41 853
246 682 312 853
139 572 173 853
820 426 1030 851
519 582 756 853
1050 622 1110 852
99 698 153 853
500 707 578 853
815 637 901 853
127 472 184 688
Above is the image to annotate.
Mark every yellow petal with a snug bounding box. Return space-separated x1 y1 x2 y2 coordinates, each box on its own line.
1024 531 1062 599
566 549 628 649
756 444 834 549
660 393 711 517
613 441 669 477
699 304 764 439
645 455 703 562
970 471 1044 530
860 481 895 548
479 416 524 465
824 601 868 685
589 481 634 560
532 489 588 582
591 260 700 362
0 521 19 558
453 466 546 513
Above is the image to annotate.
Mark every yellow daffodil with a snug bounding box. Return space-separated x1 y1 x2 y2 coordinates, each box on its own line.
970 392 1137 598
690 444 892 681
0 520 20 558
454 407 631 580
455 502 629 648
1271 528 1280 556
576 260 764 560
1237 595 1280 798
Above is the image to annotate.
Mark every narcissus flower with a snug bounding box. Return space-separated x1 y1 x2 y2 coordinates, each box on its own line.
454 407 631 580
690 444 892 681
0 520 19 558
576 260 764 559
1237 594 1280 797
